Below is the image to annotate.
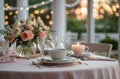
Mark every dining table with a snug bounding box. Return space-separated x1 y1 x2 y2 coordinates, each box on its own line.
0 55 119 79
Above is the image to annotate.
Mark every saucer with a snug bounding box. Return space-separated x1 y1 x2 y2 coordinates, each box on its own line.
38 56 79 65
72 51 93 58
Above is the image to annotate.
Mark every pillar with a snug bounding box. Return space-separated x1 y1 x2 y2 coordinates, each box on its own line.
87 0 95 43
16 0 28 21
52 0 66 40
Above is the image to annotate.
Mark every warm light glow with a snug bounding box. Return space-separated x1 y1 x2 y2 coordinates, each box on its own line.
93 9 98 18
5 3 8 7
4 21 9 26
81 7 87 14
80 0 87 5
9 11 13 16
100 8 104 14
15 10 19 14
49 20 53 25
70 9 75 14
108 11 113 15
46 15 50 19
40 9 45 14
76 15 81 20
30 13 34 18
5 15 8 20
20 7 23 10
102 3 112 13
66 10 69 15
50 0 53 2
5 6 10 10
41 1 45 5
77 42 80 45
112 5 116 12
116 4 119 8
50 10 54 14
99 15 104 19
115 13 119 17
75 8 81 14
33 5 38 8
26 7 29 10
70 0 119 20
34 10 39 14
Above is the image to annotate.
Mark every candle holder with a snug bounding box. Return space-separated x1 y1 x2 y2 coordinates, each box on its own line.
71 42 89 54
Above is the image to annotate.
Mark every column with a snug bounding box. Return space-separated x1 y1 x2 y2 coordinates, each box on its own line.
52 0 66 40
0 0 4 30
118 0 120 61
16 0 28 21
0 0 4 42
87 0 95 43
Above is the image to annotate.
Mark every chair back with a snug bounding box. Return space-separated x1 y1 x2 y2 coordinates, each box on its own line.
81 43 112 57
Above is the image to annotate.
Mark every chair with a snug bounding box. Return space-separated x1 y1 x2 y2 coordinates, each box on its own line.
81 43 112 57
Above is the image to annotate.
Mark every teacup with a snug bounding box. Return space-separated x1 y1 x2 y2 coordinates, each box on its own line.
48 48 67 60
71 45 89 54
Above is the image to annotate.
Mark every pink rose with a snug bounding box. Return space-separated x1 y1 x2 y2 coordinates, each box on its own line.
26 25 34 31
7 35 14 43
20 30 34 41
28 30 34 40
38 31 46 38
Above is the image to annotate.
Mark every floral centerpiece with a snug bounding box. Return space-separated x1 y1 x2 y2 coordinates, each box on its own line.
0 17 51 57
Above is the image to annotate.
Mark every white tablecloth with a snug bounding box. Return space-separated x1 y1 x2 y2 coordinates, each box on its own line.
0 57 119 79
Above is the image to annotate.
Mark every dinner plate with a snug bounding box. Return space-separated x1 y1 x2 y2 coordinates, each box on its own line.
38 56 79 65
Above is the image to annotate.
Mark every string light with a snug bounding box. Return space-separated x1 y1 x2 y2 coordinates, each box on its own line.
46 15 50 19
4 15 8 20
34 10 39 14
9 11 13 16
3 0 53 11
41 1 45 5
5 3 8 7
26 7 29 10
40 9 45 14
49 20 53 25
33 5 38 8
50 10 54 15
115 13 119 17
4 21 9 26
15 10 19 14
20 7 23 10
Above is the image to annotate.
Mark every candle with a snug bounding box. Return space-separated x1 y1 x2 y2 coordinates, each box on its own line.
71 42 85 54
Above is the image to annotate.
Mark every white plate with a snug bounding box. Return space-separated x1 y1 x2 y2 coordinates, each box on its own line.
38 56 79 65
74 51 93 57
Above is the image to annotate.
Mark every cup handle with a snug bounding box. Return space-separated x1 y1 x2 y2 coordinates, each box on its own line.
85 46 89 51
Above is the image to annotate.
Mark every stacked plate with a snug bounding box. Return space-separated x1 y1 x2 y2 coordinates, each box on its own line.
38 56 80 65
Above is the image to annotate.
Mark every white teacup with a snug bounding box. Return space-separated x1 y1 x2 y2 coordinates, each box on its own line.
71 45 89 54
48 48 67 60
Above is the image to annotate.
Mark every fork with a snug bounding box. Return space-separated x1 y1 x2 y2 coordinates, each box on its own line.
32 61 42 69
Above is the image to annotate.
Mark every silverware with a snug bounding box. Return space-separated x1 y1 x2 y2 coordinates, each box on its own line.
78 59 88 65
32 61 41 69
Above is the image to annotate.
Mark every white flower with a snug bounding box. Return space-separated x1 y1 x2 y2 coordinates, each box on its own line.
13 22 21 28
12 27 21 38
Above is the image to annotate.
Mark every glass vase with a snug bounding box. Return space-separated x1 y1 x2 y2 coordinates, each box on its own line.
16 45 36 57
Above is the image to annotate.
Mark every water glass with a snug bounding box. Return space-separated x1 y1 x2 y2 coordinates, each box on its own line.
37 37 45 57
2 41 9 62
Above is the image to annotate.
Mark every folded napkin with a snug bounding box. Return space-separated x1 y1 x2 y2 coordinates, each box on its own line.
0 56 16 63
85 54 116 61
